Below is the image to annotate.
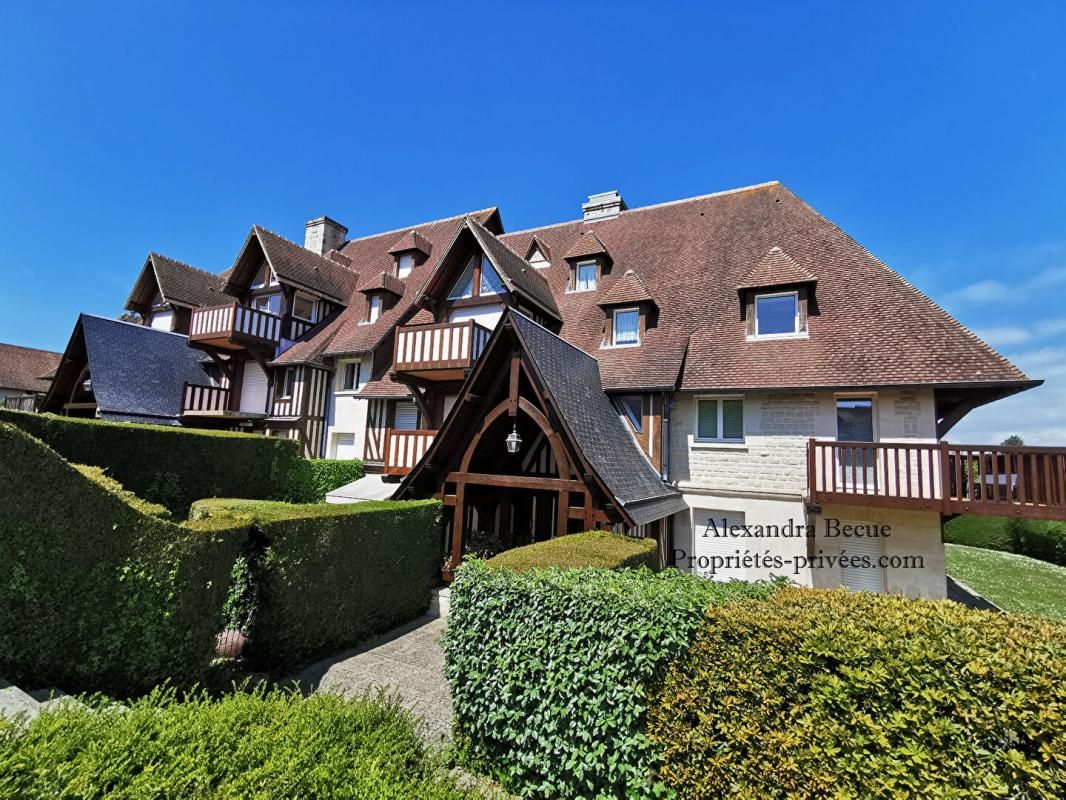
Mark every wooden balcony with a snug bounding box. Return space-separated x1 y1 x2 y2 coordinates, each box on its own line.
180 383 264 419
809 439 1066 521
189 303 282 351
384 428 437 477
393 320 492 381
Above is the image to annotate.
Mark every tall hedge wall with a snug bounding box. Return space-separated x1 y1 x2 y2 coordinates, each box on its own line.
648 588 1066 799
0 423 248 696
191 498 443 668
485 530 658 572
0 409 301 513
444 560 776 798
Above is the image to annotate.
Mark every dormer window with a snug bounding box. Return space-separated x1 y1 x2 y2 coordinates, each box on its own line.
292 293 317 323
611 308 640 346
251 261 276 289
574 260 597 292
528 246 549 269
396 252 415 279
753 291 800 338
367 294 383 323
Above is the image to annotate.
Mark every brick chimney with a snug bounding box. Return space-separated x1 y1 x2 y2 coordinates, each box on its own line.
582 190 627 222
304 216 348 255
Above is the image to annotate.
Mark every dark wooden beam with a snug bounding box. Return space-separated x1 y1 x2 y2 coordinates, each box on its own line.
445 472 584 491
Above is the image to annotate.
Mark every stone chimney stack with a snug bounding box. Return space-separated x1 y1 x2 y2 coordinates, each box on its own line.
304 216 348 255
582 190 627 222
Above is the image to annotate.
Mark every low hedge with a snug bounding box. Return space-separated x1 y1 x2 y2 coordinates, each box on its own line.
485 530 658 572
0 409 301 514
285 458 365 503
194 497 443 668
0 686 474 799
648 587 1066 799
444 560 775 798
0 423 248 696
945 513 1066 567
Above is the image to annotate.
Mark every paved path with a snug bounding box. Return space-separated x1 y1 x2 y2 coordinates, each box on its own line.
296 615 452 746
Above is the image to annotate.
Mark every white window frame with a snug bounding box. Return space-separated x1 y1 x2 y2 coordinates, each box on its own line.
615 394 644 432
610 307 641 348
367 294 383 323
751 290 803 340
291 292 318 323
694 395 745 444
528 247 549 268
396 252 415 279
251 262 277 289
279 368 296 399
338 359 363 393
252 292 282 315
572 260 597 292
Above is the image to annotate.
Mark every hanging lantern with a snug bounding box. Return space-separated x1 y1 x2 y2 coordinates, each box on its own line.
505 423 522 454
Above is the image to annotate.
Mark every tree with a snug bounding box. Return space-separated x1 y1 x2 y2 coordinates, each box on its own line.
1001 435 1025 447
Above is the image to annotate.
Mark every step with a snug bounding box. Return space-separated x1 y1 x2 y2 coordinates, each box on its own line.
428 586 450 619
0 677 40 722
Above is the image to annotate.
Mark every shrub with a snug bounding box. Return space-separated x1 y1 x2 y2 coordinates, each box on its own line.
72 464 171 519
444 560 775 798
485 530 658 573
648 587 1066 799
0 423 249 696
943 514 1013 551
192 497 443 669
285 458 365 503
0 686 474 799
0 409 301 514
1009 518 1066 567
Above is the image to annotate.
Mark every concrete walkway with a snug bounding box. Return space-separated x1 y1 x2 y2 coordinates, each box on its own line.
296 615 452 746
325 474 396 504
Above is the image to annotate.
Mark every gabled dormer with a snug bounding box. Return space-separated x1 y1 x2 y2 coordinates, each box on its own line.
525 237 551 269
598 270 657 348
736 246 817 340
387 229 432 279
359 271 404 323
124 252 223 334
564 231 611 292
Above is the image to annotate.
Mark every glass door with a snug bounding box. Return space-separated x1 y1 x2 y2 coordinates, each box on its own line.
836 397 876 490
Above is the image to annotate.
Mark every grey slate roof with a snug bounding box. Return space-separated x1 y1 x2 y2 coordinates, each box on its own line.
510 311 686 525
80 315 216 423
467 218 561 320
150 253 226 308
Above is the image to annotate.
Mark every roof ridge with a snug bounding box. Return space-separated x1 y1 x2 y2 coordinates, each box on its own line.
81 313 191 338
501 181 782 238
0 341 62 356
149 252 219 279
342 206 499 245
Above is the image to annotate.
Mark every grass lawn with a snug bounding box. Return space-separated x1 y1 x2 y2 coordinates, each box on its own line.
946 543 1066 621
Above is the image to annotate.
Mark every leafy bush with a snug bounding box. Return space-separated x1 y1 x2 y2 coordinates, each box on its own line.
1009 518 1066 567
193 497 443 669
444 560 775 798
648 587 1066 799
0 409 301 514
485 530 658 573
285 458 365 503
0 423 249 696
943 514 1013 551
0 686 474 799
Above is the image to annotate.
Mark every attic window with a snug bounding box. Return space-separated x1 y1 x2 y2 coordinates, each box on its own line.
448 254 505 300
251 261 275 289
754 291 800 338
528 246 549 268
615 395 644 432
396 252 415 279
611 308 640 346
574 260 597 292
292 293 317 323
368 294 383 323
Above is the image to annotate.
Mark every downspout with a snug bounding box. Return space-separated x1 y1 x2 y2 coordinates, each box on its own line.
661 391 673 483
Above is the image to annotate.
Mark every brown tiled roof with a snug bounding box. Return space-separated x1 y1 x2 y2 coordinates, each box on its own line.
564 230 609 261
248 225 360 302
359 271 405 297
598 270 654 307
0 342 61 393
387 229 432 256
317 208 499 358
737 246 816 290
357 371 411 398
125 253 225 312
466 218 560 319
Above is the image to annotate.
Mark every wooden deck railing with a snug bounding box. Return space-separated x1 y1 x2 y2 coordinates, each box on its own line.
383 428 437 476
393 320 493 375
189 303 283 349
180 383 232 415
809 440 1066 520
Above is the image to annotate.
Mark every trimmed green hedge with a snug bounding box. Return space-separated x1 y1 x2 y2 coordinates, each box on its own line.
193 497 443 668
0 686 474 799
485 530 657 572
648 587 1066 799
945 513 1066 567
444 561 775 798
0 409 301 513
285 458 365 503
0 423 248 696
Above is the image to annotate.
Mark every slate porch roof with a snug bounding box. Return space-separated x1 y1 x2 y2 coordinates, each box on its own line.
0 343 61 393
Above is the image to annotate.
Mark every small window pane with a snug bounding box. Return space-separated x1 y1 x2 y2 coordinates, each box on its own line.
342 362 358 391
755 294 798 336
368 295 382 322
722 398 744 440
293 295 315 321
697 399 718 440
576 261 597 291
448 256 477 300
613 309 639 345
397 253 415 278
254 293 281 315
616 395 643 432
480 257 506 295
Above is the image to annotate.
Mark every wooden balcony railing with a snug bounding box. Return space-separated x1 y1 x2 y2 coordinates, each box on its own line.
393 320 492 379
180 383 232 416
189 303 283 351
809 439 1066 521
384 428 437 477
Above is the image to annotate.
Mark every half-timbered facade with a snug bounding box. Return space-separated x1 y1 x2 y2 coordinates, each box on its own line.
38 180 1066 594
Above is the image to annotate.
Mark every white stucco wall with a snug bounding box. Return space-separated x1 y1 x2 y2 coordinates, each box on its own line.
324 357 369 460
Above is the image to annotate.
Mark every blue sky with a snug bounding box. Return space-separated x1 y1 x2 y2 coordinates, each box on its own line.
1 2 1063 443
